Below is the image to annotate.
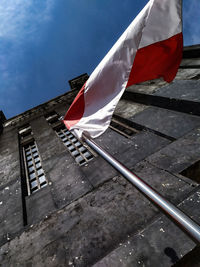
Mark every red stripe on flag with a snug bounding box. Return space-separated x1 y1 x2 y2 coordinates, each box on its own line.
64 83 86 129
126 33 183 87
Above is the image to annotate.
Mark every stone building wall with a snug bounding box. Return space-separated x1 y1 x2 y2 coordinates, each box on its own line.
0 45 200 266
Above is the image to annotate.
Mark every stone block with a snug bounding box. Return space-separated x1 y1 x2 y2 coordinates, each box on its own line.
45 153 93 209
131 106 200 139
81 156 118 187
26 185 56 225
154 80 200 102
94 188 200 267
116 131 170 169
31 117 66 162
0 128 20 186
147 127 200 174
95 128 136 155
0 180 23 246
133 161 197 204
0 179 159 266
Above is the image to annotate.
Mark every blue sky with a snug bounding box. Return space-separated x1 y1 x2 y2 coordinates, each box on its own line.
0 0 199 119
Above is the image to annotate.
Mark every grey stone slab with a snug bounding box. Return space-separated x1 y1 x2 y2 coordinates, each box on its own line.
0 179 159 267
131 106 200 139
175 68 200 81
96 128 170 164
181 58 200 66
95 128 137 156
31 117 67 162
115 131 170 169
154 80 200 102
93 187 200 267
44 153 93 209
180 187 200 223
42 147 76 175
173 246 200 267
0 128 21 186
147 127 200 174
133 161 196 204
0 157 198 266
115 99 147 119
0 180 23 246
126 79 167 94
26 185 56 225
81 156 118 187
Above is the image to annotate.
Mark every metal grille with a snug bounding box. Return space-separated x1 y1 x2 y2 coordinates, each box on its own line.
56 126 94 166
23 142 47 194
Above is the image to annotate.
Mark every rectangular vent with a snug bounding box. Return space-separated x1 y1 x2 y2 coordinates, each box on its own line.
109 119 138 138
56 126 94 166
180 160 200 184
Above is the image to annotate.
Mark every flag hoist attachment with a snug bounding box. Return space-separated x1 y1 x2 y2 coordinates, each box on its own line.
82 134 200 244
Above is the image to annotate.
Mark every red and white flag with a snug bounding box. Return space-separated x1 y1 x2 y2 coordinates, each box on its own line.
64 0 183 138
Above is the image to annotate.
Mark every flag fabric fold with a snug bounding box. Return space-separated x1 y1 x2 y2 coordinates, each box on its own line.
64 0 183 139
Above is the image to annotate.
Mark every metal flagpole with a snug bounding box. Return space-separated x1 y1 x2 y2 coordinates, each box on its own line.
83 134 200 244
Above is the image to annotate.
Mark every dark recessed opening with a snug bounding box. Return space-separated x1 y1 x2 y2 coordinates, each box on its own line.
20 129 32 138
110 119 138 138
180 160 200 183
44 111 57 118
19 123 30 131
48 116 59 124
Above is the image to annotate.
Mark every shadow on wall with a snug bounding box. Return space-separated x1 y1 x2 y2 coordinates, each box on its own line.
164 247 179 264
